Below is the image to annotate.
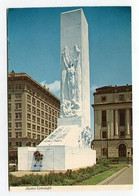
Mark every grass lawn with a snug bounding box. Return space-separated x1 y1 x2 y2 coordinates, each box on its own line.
77 165 126 185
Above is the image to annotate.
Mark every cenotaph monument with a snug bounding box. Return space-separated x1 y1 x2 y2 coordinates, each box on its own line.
18 9 96 171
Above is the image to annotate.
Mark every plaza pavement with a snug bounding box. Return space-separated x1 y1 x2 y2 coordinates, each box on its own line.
99 165 133 185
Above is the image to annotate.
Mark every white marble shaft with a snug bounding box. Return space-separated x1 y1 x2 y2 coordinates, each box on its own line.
60 9 90 128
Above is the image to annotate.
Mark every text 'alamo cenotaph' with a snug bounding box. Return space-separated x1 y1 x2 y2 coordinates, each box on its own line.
18 9 96 171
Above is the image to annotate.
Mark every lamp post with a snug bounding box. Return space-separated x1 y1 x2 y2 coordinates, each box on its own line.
127 151 130 164
107 121 109 160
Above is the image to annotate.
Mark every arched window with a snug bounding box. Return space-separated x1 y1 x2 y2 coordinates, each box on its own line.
119 144 126 157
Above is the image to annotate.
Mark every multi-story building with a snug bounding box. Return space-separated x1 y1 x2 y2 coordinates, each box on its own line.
8 71 60 161
92 85 132 161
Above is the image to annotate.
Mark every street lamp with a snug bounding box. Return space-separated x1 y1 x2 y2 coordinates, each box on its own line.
127 151 130 164
107 121 109 160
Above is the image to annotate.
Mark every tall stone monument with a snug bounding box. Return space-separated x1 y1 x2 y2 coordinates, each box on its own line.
18 9 96 171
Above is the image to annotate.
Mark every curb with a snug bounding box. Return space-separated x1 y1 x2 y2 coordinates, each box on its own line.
98 166 128 185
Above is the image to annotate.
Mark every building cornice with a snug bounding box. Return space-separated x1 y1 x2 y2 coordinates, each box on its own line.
93 85 132 95
92 101 132 108
8 72 60 104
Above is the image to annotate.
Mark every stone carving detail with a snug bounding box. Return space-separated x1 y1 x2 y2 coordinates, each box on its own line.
78 127 92 148
61 45 82 117
43 126 70 143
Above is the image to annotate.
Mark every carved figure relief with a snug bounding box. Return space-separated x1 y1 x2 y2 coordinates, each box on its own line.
61 44 82 117
78 127 92 148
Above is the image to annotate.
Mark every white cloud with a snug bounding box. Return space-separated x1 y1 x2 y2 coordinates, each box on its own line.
40 80 60 98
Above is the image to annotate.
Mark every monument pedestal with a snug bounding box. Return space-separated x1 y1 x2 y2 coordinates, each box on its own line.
18 125 96 171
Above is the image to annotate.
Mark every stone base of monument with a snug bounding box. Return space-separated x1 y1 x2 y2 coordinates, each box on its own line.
18 125 96 171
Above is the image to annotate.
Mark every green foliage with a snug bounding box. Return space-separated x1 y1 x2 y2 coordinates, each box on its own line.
97 159 111 167
9 163 116 186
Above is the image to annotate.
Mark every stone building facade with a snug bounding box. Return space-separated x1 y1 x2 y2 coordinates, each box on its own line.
8 71 60 161
92 85 132 160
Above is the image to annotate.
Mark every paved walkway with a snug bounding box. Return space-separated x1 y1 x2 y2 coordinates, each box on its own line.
100 165 133 185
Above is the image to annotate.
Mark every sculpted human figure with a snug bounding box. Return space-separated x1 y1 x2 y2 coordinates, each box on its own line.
61 45 82 117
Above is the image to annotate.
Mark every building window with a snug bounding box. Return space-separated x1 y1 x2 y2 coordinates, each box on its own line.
33 143 36 147
8 113 11 121
32 115 36 122
27 104 31 112
8 94 11 100
41 111 44 118
101 96 106 102
15 122 22 128
119 94 124 101
37 126 40 132
37 135 40 140
15 84 22 90
15 94 21 100
37 109 40 116
45 121 48 127
9 132 12 138
119 109 125 126
52 109 54 115
27 123 31 129
15 132 22 138
41 103 44 109
33 134 36 139
32 124 36 131
27 94 31 102
32 97 36 105
102 131 107 139
8 122 11 128
119 131 125 138
37 117 40 124
16 142 22 147
49 115 51 121
45 105 48 112
101 148 107 156
37 100 40 107
15 103 22 110
15 113 22 119
102 110 107 127
45 113 48 119
41 119 44 125
32 106 36 114
27 113 31 120
41 127 44 134
8 103 11 111
26 142 31 146
27 132 31 138
49 107 51 114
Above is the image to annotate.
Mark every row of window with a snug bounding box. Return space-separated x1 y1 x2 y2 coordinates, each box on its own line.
9 131 51 139
8 84 23 91
8 122 22 129
101 109 132 128
101 93 132 102
27 103 59 117
9 142 37 147
27 97 59 117
27 112 57 123
101 129 132 139
8 93 22 100
8 103 22 111
27 122 56 131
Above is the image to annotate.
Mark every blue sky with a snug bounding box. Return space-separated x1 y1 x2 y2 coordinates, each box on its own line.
7 7 131 132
